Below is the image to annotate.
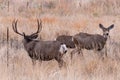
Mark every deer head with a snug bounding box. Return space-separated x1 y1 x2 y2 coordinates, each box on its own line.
99 24 114 38
12 19 42 42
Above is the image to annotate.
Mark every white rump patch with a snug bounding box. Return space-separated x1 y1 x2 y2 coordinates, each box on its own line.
59 44 68 53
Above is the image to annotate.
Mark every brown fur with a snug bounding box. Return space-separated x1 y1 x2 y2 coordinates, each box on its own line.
71 24 114 59
12 19 67 68
56 35 75 48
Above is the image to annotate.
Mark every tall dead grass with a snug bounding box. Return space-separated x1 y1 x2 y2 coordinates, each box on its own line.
0 0 120 80
0 0 120 16
0 14 120 80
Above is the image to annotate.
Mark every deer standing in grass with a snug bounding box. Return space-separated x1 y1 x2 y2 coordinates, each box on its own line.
71 24 114 59
12 19 67 68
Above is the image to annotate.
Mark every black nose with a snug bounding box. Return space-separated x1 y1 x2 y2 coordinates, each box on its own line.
106 33 109 35
64 50 67 53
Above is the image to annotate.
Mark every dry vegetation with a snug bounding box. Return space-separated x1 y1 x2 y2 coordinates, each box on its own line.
0 0 120 80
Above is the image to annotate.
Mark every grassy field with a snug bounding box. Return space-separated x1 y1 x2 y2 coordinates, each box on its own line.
0 0 120 80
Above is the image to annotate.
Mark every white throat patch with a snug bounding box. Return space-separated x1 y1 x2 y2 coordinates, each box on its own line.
59 44 68 53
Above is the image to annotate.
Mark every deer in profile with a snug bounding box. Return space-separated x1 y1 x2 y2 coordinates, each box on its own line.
12 19 68 68
56 35 75 49
71 24 114 59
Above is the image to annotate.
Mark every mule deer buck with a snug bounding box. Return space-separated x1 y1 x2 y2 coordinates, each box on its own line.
56 35 75 48
12 19 68 68
71 24 114 59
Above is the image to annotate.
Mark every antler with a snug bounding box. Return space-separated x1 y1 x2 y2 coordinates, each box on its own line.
12 19 24 36
31 19 42 35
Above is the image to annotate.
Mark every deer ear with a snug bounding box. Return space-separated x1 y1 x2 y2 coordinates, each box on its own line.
31 34 38 39
99 24 105 29
23 32 26 37
108 24 114 30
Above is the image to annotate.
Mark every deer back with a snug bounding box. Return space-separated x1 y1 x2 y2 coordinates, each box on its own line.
56 35 75 48
73 33 107 50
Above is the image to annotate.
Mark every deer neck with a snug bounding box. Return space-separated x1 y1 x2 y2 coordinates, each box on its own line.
23 39 30 44
103 35 110 42
22 39 34 51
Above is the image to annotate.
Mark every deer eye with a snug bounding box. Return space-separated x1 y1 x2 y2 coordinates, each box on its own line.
106 33 109 35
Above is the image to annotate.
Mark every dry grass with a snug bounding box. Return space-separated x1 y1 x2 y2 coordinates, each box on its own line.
0 15 120 80
0 0 120 80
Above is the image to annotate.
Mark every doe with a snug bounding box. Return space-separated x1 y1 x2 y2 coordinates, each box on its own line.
71 24 114 59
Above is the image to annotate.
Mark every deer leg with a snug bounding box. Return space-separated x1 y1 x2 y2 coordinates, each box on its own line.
104 45 107 57
81 50 83 56
77 46 83 56
38 60 42 66
101 45 107 60
75 43 83 56
57 59 64 68
55 56 65 68
71 41 80 59
32 59 36 65
96 51 103 60
38 56 42 66
71 48 78 59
